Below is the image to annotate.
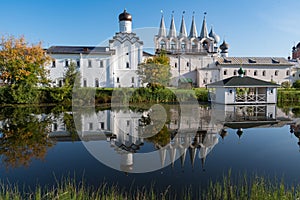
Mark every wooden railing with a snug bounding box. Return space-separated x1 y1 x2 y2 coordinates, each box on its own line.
235 94 266 102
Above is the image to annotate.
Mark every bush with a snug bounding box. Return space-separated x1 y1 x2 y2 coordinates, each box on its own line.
293 80 300 89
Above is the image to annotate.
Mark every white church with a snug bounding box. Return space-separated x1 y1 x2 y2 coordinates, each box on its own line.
46 9 294 88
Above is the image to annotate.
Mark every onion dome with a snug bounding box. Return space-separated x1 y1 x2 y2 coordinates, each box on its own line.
238 67 245 77
220 40 229 52
119 9 132 21
209 27 220 43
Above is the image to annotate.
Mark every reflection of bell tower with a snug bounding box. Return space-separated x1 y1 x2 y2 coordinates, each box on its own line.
120 153 133 173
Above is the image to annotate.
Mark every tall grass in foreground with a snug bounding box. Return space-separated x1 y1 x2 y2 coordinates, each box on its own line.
1 174 300 200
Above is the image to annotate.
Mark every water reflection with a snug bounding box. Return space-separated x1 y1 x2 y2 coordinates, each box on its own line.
0 107 54 168
0 104 297 172
46 104 292 173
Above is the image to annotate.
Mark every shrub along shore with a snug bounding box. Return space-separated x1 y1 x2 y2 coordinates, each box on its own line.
1 174 300 200
0 86 300 106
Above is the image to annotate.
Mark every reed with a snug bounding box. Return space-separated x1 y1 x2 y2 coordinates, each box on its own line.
0 173 300 200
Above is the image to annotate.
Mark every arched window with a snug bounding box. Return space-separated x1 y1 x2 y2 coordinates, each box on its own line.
160 40 166 49
224 70 227 76
275 70 279 76
95 79 99 87
254 70 257 76
262 70 266 76
181 42 186 50
233 70 237 75
286 70 290 76
170 40 176 50
192 40 197 50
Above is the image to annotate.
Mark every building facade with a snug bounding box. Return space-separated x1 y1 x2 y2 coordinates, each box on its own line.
46 10 295 88
46 10 144 88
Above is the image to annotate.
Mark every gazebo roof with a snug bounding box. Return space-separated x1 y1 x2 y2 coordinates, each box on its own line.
206 76 280 88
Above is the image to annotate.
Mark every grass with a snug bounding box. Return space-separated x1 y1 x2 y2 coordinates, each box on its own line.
1 173 300 200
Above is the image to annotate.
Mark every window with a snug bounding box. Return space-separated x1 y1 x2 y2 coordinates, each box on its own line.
83 79 87 87
174 62 177 68
127 120 130 126
224 70 227 76
117 77 120 83
270 89 273 94
286 70 289 76
100 122 104 129
181 42 186 50
262 70 266 76
88 60 92 68
275 70 279 76
171 40 176 49
77 60 80 67
95 79 99 87
52 60 56 68
58 79 63 87
126 62 130 68
254 70 257 76
53 123 58 131
131 77 134 83
89 123 93 130
65 60 69 67
160 40 166 49
233 70 237 76
187 62 190 67
100 60 104 68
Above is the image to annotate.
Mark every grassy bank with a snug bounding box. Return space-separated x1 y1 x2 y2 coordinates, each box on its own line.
1 174 300 200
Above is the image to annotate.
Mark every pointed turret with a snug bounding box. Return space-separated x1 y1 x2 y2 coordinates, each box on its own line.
168 12 177 38
199 13 208 39
209 26 220 44
178 12 187 38
189 13 198 38
158 12 166 37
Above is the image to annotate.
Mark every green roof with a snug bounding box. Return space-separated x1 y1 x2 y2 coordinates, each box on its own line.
179 78 193 83
206 76 280 88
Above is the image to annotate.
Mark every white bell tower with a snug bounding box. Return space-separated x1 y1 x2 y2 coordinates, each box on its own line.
119 9 132 33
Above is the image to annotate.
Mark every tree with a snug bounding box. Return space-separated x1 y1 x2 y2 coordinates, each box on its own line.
50 62 80 103
0 35 50 86
137 51 171 87
0 35 51 103
293 80 300 89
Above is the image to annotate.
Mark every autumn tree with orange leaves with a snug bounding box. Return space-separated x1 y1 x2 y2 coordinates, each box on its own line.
0 35 51 103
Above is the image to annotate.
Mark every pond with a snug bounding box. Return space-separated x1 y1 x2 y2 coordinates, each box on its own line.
0 104 299 196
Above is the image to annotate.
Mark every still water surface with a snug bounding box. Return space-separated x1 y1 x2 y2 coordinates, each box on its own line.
0 104 300 194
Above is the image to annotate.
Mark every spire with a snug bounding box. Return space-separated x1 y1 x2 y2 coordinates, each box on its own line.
158 11 166 37
179 11 187 38
189 12 198 38
199 12 208 39
168 11 177 38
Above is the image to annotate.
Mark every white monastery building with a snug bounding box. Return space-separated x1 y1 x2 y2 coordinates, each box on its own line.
46 10 295 88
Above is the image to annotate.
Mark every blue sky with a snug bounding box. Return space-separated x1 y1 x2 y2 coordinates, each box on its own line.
0 0 299 57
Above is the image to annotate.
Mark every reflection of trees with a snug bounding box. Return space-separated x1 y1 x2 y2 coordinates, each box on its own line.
0 107 54 168
146 125 170 147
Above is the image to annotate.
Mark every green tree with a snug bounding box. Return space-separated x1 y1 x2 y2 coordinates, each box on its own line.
137 51 171 87
50 62 80 103
293 80 300 89
0 35 51 103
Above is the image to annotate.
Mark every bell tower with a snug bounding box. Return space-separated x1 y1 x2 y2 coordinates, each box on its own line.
119 9 132 33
